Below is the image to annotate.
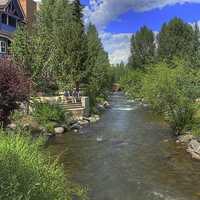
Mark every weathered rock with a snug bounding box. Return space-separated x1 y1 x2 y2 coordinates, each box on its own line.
188 140 200 153
176 140 180 144
69 120 78 126
7 123 17 130
96 104 106 112
78 120 89 126
103 101 111 109
70 123 81 130
54 127 65 134
178 134 194 143
82 117 90 122
187 139 200 160
191 152 200 160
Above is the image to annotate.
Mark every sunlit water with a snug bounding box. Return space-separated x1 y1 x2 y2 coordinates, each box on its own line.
47 92 200 200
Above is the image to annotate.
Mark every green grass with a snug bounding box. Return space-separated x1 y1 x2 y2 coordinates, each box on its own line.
0 132 88 200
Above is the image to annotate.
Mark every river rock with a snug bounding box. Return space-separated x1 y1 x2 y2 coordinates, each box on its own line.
54 127 65 134
89 115 100 123
178 134 194 143
96 104 106 112
7 123 17 130
103 101 111 109
78 120 89 126
70 123 81 130
187 139 200 160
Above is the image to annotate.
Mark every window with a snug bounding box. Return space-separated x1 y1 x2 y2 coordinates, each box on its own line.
8 16 16 27
0 41 7 54
2 14 7 24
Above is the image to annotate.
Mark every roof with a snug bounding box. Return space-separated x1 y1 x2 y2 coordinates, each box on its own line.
0 0 25 21
0 0 10 8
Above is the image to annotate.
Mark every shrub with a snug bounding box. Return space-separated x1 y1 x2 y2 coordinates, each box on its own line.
142 61 199 133
32 101 68 124
120 69 144 99
0 133 88 200
0 57 30 126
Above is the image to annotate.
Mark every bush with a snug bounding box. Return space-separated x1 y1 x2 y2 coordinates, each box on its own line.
0 133 88 200
0 57 30 126
142 61 199 133
32 101 68 124
120 69 144 99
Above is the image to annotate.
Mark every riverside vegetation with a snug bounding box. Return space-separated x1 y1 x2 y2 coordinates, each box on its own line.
0 0 114 199
117 18 200 158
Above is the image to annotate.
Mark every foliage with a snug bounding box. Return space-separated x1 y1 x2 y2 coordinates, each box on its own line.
86 24 112 107
53 0 87 91
128 26 155 69
0 132 88 200
112 62 127 83
32 101 69 124
120 69 145 99
0 57 30 125
142 61 199 133
11 0 113 110
157 17 194 61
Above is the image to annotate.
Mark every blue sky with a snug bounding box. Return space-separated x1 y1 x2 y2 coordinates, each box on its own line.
81 0 200 64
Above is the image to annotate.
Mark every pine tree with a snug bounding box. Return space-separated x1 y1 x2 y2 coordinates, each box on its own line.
71 0 84 25
86 24 111 106
68 0 87 91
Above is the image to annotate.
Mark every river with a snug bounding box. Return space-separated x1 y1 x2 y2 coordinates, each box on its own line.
47 93 200 200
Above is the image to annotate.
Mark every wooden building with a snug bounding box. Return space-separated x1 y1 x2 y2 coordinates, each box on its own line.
0 0 36 54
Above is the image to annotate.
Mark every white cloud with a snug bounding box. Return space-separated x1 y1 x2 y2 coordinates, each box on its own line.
84 0 200 64
85 0 200 29
100 32 132 64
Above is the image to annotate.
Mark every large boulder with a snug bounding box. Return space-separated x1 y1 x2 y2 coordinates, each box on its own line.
187 139 200 160
78 120 89 126
54 127 65 134
178 134 194 143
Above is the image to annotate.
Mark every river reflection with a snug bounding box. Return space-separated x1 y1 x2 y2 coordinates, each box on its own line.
47 92 200 200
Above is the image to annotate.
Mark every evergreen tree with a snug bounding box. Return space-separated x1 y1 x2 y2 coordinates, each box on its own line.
71 0 84 25
70 0 87 91
157 17 194 61
128 26 155 69
86 24 112 106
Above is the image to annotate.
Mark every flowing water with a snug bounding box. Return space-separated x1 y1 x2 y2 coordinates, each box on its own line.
47 93 200 200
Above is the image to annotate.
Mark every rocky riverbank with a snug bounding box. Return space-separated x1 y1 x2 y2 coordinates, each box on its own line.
176 134 200 161
6 101 111 138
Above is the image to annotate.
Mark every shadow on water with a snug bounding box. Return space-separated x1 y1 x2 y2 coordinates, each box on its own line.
47 92 200 200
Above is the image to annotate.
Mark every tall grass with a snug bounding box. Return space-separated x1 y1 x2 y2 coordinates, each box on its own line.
0 133 87 200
